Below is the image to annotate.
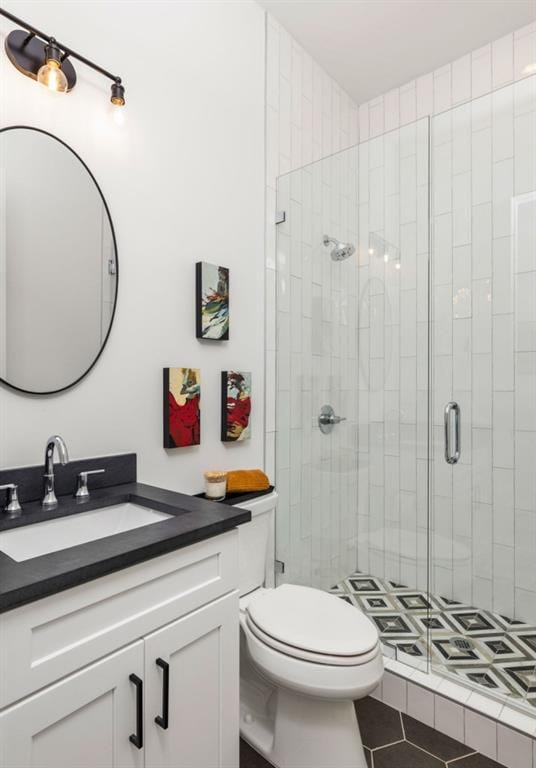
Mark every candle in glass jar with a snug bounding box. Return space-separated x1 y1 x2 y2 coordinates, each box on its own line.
204 471 227 500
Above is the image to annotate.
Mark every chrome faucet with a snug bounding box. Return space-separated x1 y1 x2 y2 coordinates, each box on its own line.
0 484 22 517
42 435 70 509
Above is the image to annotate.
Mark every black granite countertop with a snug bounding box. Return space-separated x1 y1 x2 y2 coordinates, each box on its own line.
0 482 251 613
194 485 275 505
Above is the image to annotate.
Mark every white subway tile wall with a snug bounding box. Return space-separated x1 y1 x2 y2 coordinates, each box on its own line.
355 119 429 591
265 14 359 490
407 680 436 726
267 13 536 621
275 147 360 588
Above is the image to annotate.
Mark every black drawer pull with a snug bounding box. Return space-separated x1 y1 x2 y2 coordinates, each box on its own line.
129 673 143 749
155 657 169 730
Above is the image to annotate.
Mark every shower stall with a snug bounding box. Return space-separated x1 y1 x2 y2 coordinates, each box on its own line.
273 75 536 713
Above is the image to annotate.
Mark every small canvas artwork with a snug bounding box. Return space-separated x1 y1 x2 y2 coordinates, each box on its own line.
221 371 251 442
163 367 201 448
196 262 229 340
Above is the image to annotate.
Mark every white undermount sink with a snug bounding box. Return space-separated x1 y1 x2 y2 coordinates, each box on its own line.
0 503 172 562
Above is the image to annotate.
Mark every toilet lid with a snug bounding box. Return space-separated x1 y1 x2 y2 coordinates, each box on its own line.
247 584 379 658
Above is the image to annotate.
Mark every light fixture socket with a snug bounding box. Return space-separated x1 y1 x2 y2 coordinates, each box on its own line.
44 38 62 65
110 81 125 106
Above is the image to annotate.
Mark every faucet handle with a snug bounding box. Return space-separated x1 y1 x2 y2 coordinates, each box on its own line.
0 484 22 517
75 469 106 500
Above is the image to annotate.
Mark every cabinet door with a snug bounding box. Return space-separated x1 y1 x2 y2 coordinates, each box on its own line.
0 641 144 768
144 591 239 768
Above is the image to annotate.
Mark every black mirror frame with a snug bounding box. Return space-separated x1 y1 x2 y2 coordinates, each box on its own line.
0 125 119 396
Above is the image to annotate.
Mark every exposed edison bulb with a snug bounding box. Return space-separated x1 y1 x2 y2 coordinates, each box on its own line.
395 262 401 270
383 253 389 263
110 103 125 126
37 60 68 92
37 41 68 93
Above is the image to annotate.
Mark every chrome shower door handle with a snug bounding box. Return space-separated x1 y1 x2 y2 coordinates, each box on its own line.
444 401 461 464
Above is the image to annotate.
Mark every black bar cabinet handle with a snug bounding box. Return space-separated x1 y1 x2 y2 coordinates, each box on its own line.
155 657 170 730
129 673 143 749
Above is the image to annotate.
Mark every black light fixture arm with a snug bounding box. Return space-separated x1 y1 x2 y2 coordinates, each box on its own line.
0 7 123 85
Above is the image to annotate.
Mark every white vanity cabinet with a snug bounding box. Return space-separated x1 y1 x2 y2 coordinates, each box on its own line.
0 641 145 768
0 530 240 768
144 592 238 768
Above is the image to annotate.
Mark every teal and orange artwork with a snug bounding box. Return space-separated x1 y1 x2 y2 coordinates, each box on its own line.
196 262 229 340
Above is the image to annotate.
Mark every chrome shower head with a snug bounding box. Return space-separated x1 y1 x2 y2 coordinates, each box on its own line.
323 234 356 261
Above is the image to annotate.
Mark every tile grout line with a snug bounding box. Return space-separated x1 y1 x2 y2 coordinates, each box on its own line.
405 736 477 766
445 751 479 766
359 696 528 768
405 737 478 766
400 709 407 740
369 738 406 752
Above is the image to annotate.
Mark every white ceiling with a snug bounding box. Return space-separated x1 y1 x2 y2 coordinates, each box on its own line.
259 0 536 104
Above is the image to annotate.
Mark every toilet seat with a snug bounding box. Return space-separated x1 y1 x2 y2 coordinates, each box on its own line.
241 611 383 700
246 584 380 666
246 614 380 666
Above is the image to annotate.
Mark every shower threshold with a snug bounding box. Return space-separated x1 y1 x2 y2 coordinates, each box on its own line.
331 571 536 714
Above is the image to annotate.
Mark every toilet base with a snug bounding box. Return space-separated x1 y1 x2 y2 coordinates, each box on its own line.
241 678 368 768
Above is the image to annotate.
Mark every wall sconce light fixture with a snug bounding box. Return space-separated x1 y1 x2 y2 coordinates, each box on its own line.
0 8 126 106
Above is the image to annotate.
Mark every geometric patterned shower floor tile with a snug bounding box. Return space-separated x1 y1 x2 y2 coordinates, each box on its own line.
331 570 536 712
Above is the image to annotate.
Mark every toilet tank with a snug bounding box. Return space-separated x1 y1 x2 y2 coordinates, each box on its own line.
235 491 277 597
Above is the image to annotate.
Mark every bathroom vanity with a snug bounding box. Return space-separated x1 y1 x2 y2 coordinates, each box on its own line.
0 454 250 768
0 120 255 768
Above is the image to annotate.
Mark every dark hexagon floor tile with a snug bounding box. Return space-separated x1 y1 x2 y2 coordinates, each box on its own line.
449 754 507 768
402 712 473 762
373 741 444 768
354 696 404 749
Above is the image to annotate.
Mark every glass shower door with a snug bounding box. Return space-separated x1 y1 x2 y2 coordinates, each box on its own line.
274 116 432 671
429 76 536 711
274 145 360 591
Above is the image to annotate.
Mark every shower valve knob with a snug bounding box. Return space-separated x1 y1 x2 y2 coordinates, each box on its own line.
318 405 346 434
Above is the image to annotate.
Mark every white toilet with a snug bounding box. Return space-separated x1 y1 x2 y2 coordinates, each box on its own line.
236 492 384 768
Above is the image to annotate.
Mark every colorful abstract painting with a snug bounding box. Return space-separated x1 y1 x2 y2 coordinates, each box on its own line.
221 371 251 442
196 262 229 340
163 367 201 448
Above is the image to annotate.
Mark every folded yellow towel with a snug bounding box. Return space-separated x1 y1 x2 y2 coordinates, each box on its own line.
226 469 270 494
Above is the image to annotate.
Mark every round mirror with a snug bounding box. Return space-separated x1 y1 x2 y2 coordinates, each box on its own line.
0 126 118 395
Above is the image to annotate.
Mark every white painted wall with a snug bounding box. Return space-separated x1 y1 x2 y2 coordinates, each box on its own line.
0 0 265 494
